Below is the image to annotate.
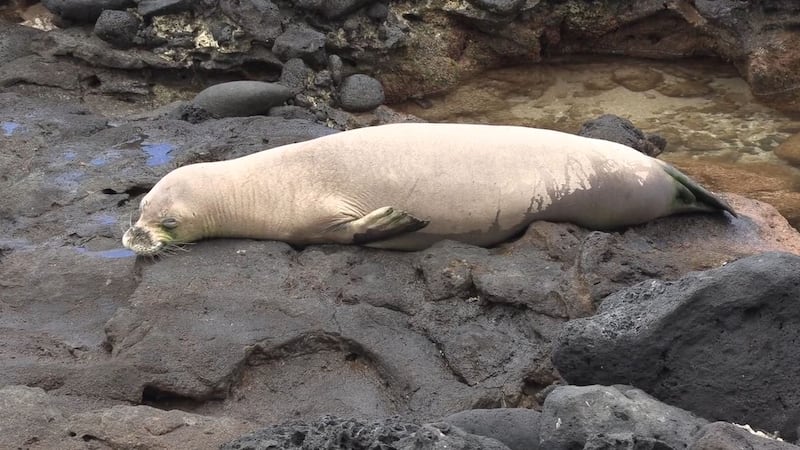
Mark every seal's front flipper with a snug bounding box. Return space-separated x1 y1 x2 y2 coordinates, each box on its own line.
331 206 429 245
660 162 737 217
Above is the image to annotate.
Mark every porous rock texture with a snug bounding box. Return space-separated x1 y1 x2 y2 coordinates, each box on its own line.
553 251 800 441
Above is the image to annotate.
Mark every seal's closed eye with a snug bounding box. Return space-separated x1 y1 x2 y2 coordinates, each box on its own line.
161 218 178 229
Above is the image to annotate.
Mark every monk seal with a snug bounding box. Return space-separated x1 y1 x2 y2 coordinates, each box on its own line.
122 122 735 255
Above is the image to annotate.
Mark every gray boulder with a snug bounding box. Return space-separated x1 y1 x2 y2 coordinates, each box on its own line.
553 252 800 441
441 408 541 450
93 10 140 49
338 74 385 112
272 25 327 67
539 385 708 449
41 0 134 23
193 81 293 118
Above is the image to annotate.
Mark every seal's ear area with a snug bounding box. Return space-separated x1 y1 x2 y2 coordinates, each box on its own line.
325 206 429 245
660 161 738 217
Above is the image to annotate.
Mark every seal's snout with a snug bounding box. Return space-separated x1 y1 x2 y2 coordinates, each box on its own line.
122 225 164 255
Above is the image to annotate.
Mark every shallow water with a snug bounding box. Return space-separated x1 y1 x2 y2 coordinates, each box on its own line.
396 57 800 224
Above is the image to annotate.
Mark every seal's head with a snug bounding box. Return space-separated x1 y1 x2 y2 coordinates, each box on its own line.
122 167 208 256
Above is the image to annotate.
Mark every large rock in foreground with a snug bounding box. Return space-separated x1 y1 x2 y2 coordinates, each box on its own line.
553 252 800 441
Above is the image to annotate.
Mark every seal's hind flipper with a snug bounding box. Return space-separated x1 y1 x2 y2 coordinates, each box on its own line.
341 206 429 245
660 162 737 217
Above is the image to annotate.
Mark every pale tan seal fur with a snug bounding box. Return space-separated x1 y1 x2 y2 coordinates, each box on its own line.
122 123 734 254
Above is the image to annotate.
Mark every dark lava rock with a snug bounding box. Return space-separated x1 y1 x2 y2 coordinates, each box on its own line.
272 25 327 67
41 0 134 23
338 74 385 112
279 58 314 94
329 54 344 85
192 81 293 118
220 0 282 44
690 422 794 450
0 23 41 65
441 408 541 450
467 0 526 15
93 10 141 49
293 0 378 19
137 0 192 17
552 252 800 441
578 114 667 157
539 385 708 449
221 415 510 450
366 2 389 21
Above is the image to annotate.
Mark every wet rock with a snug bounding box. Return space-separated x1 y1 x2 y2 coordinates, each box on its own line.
293 0 378 19
137 0 192 17
272 25 327 67
221 416 510 450
338 74 385 112
774 132 800 166
192 81 293 118
539 385 708 449
219 0 282 44
690 422 794 450
441 408 541 450
552 252 800 441
41 0 134 23
578 114 667 157
93 10 141 49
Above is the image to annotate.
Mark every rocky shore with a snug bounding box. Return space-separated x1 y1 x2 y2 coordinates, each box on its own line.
3 1 800 449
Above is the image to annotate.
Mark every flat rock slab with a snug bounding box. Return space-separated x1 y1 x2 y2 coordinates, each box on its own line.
553 251 800 440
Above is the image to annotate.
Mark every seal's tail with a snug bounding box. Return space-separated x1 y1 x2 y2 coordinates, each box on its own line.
659 161 738 218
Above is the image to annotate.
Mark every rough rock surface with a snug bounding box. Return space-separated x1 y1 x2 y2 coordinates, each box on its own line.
339 74 386 112
221 416 510 450
93 10 141 49
538 385 709 449
553 252 800 441
441 408 541 450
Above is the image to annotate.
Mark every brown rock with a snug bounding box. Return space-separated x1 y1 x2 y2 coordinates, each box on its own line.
774 132 800 166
